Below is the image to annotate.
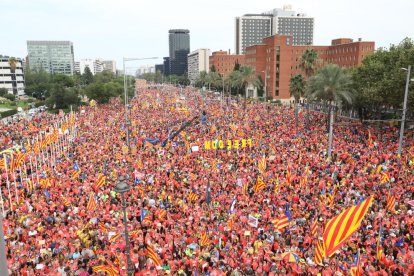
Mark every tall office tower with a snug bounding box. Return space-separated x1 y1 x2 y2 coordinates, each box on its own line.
168 29 190 76
235 5 314 54
187 48 210 84
26 40 75 75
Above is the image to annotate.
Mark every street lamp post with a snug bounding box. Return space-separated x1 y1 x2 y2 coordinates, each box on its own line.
261 70 267 100
398 65 412 156
123 57 158 150
114 176 134 275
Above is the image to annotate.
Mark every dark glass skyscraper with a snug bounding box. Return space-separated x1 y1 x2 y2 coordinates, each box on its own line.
168 29 190 76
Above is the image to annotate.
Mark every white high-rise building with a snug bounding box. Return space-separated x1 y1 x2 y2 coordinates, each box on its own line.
187 48 210 84
79 59 104 75
0 55 25 95
235 5 314 54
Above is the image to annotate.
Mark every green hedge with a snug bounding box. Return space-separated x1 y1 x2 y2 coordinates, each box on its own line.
34 101 45 107
0 109 17 118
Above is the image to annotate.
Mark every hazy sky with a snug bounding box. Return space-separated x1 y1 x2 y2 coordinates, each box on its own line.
2 0 413 68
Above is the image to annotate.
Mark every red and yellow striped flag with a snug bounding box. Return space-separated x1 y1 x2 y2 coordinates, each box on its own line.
92 265 119 276
258 156 266 174
386 192 396 213
311 219 318 237
380 172 390 184
109 233 121 243
254 176 266 193
98 222 107 233
323 196 374 257
286 166 292 185
86 193 98 211
314 239 325 266
61 196 71 207
188 190 199 202
158 209 167 221
72 170 81 179
243 182 249 195
199 231 210 247
92 174 106 191
274 176 280 194
146 244 161 266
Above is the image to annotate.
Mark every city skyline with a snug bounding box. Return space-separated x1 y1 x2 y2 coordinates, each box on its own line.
2 0 413 68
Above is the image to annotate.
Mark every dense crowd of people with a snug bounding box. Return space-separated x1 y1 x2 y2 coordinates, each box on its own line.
0 86 413 275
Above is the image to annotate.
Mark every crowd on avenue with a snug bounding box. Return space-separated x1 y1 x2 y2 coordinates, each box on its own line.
0 86 413 275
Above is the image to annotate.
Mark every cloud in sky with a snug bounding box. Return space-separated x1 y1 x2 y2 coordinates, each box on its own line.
2 0 413 68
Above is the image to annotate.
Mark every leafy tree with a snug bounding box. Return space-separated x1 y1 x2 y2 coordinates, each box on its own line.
94 70 115 83
81 66 94 85
45 84 69 109
0 88 8 97
352 38 414 118
24 67 51 99
210 65 217 72
289 74 305 126
51 74 74 87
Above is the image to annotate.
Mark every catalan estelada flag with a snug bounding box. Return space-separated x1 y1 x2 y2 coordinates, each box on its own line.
254 176 265 193
350 249 362 276
199 231 210 247
146 243 161 266
323 196 374 257
87 192 98 211
92 265 119 276
377 227 384 262
92 174 106 191
386 192 396 213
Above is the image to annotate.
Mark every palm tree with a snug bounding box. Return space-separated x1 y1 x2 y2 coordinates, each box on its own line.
289 74 305 127
299 48 318 77
208 71 222 91
306 64 355 160
299 49 319 126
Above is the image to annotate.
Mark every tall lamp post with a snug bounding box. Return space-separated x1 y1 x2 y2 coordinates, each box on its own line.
0 214 8 275
398 65 413 156
114 176 134 275
123 57 158 150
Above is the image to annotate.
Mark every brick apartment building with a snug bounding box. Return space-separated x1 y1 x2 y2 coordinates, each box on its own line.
245 35 375 99
209 51 245 78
